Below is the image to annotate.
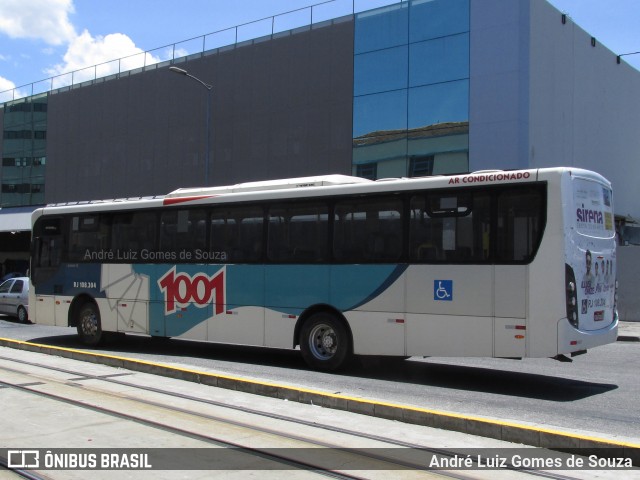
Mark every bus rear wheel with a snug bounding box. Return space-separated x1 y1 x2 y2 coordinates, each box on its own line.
300 313 351 371
76 302 103 346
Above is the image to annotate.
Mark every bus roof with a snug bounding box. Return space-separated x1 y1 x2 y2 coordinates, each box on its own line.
165 174 372 198
32 167 610 220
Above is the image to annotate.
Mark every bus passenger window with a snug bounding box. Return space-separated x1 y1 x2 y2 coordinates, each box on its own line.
496 188 544 262
111 212 158 260
410 192 491 263
160 209 207 256
410 196 441 261
31 217 63 285
210 206 263 263
68 215 110 261
334 197 402 263
267 203 329 263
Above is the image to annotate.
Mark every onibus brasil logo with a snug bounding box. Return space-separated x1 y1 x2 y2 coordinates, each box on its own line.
158 266 226 315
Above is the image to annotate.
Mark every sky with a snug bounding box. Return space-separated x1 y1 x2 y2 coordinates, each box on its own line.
0 0 639 102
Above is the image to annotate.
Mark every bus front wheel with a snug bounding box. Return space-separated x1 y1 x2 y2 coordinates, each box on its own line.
76 302 103 346
300 313 351 371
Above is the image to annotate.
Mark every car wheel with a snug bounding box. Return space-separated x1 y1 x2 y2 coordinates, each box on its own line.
17 306 28 323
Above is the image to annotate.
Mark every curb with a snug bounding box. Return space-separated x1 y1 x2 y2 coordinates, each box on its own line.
1 336 638 464
618 336 640 342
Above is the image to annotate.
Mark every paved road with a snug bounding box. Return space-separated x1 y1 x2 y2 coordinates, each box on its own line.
1 318 639 444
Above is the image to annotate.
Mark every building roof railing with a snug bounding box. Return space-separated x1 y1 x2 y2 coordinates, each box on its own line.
0 0 403 105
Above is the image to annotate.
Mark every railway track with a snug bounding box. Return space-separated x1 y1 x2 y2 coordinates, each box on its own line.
0 350 634 479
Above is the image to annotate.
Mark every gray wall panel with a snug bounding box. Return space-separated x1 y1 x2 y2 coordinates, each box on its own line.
469 0 640 220
45 20 354 203
469 0 530 172
0 109 4 162
528 0 640 221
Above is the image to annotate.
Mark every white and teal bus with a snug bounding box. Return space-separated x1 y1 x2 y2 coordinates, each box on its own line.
29 167 618 370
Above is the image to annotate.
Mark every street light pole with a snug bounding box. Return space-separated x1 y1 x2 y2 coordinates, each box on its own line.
169 66 213 186
617 51 640 64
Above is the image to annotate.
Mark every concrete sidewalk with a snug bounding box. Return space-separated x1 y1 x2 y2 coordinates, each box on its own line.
619 321 640 342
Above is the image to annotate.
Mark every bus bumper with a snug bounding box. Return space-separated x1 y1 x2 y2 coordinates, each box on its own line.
557 317 619 355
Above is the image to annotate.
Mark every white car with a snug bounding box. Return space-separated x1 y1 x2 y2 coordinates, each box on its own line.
0 276 29 323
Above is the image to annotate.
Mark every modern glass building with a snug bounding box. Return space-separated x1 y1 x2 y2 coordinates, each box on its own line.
353 0 470 179
1 95 47 207
0 0 639 255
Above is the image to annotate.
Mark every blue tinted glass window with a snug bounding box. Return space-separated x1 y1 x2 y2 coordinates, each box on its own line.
353 136 408 180
409 0 469 43
352 0 470 179
355 3 408 54
2 97 48 206
354 46 408 96
356 163 378 180
408 80 469 129
353 90 408 138
409 33 469 87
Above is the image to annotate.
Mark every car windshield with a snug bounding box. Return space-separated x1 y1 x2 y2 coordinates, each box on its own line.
0 280 13 293
10 280 24 293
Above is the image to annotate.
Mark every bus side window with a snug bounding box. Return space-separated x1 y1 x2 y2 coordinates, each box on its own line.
410 192 491 263
68 215 110 261
267 203 329 263
410 196 441 261
160 209 207 257
111 212 158 259
496 187 544 262
334 197 402 263
32 217 63 268
210 206 263 263
31 218 63 286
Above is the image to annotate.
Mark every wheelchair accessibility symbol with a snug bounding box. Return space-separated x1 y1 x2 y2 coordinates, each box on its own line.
434 280 453 301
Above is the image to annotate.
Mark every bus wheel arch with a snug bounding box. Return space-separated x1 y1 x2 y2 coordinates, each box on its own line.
296 305 353 371
69 295 103 346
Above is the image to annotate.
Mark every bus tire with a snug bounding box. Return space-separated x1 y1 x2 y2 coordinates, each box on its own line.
17 306 28 323
300 313 351 371
76 302 103 346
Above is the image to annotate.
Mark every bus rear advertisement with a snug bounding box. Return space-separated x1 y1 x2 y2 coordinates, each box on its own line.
29 168 618 371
